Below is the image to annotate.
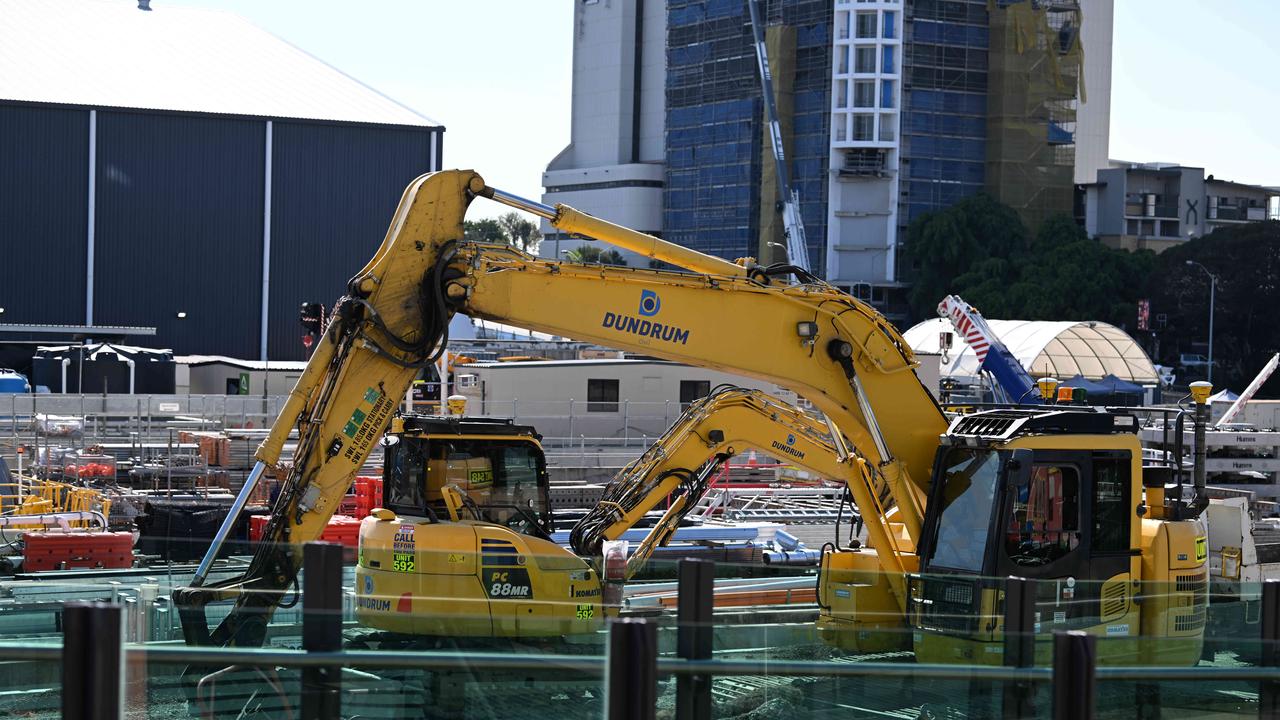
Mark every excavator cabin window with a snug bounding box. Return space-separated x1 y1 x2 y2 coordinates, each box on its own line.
1005 465 1082 567
383 436 553 537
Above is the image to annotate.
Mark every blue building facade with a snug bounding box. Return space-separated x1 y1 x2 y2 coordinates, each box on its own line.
899 0 990 225
664 0 831 277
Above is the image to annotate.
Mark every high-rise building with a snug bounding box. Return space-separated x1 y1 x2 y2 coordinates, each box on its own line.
544 0 1111 307
540 0 666 264
664 0 832 274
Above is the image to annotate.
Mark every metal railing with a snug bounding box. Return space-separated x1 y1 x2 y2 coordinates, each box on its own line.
18 548 1280 720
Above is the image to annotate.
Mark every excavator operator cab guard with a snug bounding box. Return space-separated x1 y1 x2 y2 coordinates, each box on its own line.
382 415 554 540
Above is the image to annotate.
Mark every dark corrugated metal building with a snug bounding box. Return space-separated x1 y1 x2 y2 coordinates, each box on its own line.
0 0 443 361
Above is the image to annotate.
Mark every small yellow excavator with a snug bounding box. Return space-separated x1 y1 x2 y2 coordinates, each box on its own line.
354 383 862 635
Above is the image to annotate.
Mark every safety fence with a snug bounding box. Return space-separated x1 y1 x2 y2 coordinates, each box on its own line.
8 544 1280 719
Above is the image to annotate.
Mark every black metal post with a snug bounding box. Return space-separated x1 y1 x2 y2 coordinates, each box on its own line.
301 542 344 720
1002 576 1036 718
62 602 123 720
1260 580 1280 717
1052 630 1096 720
607 618 657 720
676 558 714 720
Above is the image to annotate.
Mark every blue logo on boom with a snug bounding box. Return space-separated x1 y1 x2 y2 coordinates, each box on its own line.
639 290 661 317
601 289 690 345
787 434 796 446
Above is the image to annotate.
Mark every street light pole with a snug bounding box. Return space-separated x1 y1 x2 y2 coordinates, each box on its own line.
1186 260 1217 384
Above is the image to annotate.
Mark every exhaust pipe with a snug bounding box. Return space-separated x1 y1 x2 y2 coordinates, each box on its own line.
1188 381 1212 517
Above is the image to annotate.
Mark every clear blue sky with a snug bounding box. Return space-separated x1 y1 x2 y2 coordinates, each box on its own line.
1111 1 1278 187
170 0 1278 219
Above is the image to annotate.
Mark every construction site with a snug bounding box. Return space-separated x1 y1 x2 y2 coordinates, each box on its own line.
2 1 1280 719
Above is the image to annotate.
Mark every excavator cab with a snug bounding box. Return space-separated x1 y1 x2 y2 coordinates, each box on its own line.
909 408 1207 665
381 415 554 538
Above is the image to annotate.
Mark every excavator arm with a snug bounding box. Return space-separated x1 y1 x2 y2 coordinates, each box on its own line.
176 169 947 648
174 173 472 648
568 384 888 580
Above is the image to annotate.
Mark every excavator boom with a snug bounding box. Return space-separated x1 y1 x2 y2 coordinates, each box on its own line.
569 385 901 582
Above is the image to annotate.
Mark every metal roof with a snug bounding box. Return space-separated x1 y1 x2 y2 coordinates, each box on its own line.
904 318 1159 384
0 323 156 336
176 354 309 371
0 0 439 128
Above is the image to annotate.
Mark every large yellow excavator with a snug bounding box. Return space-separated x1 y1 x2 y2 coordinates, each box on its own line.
175 170 1208 667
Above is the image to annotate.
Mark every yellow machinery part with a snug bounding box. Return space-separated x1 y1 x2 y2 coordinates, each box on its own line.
356 516 605 638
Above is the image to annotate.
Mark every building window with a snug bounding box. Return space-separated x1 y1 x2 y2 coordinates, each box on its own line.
854 80 875 108
880 79 895 109
1092 458 1130 554
587 379 619 412
883 11 897 39
679 380 711 410
1005 464 1081 567
853 114 874 141
834 114 847 142
856 11 877 38
879 114 896 141
882 45 896 74
837 45 849 74
855 47 876 73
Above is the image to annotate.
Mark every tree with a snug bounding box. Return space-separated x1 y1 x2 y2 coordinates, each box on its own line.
463 218 505 244
903 196 1156 333
565 245 627 266
464 215 543 254
1008 214 1155 328
903 193 1029 318
1143 220 1280 392
497 212 543 254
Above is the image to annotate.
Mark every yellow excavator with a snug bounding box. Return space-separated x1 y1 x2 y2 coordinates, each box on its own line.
355 383 859 635
175 169 1208 667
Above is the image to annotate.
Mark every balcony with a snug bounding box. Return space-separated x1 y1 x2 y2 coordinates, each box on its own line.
1124 203 1179 219
1209 206 1248 221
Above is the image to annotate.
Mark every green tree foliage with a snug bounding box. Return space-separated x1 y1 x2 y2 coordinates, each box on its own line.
463 214 543 254
565 245 627 266
497 211 543 253
904 195 1152 329
904 193 1028 317
1144 221 1280 391
463 218 506 244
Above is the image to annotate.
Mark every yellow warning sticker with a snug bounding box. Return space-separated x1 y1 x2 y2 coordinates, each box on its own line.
1195 536 1207 563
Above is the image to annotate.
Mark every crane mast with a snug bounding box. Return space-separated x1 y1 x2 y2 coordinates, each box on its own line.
747 0 810 271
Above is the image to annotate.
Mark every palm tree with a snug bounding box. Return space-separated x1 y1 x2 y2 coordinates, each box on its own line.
564 245 627 266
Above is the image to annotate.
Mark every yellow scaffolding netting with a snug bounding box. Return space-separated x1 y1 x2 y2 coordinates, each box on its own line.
986 0 1085 231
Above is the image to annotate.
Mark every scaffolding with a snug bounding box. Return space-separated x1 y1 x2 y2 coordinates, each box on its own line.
897 0 991 227
664 0 831 276
985 0 1083 230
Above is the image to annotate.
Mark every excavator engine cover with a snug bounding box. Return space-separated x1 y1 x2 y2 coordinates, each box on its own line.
357 516 604 637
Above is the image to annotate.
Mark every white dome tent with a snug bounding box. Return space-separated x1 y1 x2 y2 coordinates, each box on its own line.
903 318 1160 389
